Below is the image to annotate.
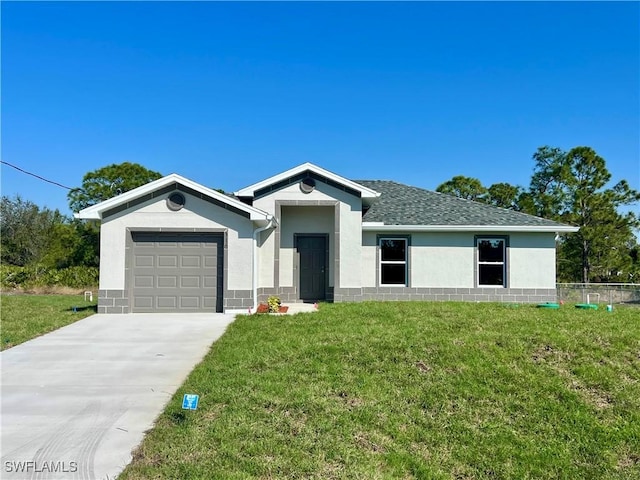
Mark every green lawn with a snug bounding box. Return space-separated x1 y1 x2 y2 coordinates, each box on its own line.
1 294 97 350
120 302 640 479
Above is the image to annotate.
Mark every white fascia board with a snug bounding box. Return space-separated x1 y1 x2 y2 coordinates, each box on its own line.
233 162 381 200
75 173 271 222
361 223 579 233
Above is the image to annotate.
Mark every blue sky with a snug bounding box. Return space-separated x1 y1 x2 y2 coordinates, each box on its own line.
2 1 638 215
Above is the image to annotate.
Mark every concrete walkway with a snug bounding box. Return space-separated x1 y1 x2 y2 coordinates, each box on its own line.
1 313 235 480
282 303 319 314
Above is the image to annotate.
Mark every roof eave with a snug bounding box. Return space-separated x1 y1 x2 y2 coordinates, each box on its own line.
74 211 101 220
234 162 380 199
362 223 579 233
75 173 270 221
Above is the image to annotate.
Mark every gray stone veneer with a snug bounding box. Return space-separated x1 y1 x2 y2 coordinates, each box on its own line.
258 287 336 303
258 287 298 304
332 287 557 304
260 286 556 304
99 288 254 313
101 286 556 312
223 290 254 310
98 289 129 314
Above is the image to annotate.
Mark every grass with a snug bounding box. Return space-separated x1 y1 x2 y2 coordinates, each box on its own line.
1 294 97 350
119 302 640 479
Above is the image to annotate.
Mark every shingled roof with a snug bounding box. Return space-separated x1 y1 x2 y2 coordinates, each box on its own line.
355 180 574 230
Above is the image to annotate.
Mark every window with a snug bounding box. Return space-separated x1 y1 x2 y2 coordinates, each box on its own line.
477 238 506 287
379 238 408 286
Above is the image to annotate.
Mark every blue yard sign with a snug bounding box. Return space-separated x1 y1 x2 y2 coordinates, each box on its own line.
182 394 199 410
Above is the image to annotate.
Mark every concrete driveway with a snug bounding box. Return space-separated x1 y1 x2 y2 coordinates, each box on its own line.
1 312 235 480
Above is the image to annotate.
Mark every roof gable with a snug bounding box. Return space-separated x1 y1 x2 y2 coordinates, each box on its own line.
357 180 578 232
234 162 381 201
75 173 271 222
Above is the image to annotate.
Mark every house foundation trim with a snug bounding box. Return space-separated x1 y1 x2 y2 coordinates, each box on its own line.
332 287 557 304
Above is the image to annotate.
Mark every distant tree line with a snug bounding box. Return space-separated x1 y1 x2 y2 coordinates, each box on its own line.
1 163 162 289
436 146 640 283
1 149 638 287
0 195 99 269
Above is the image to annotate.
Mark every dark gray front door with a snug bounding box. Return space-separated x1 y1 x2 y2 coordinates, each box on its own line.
297 235 327 301
131 232 223 313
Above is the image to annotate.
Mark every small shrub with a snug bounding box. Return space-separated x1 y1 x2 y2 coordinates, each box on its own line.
0 265 99 289
267 296 282 313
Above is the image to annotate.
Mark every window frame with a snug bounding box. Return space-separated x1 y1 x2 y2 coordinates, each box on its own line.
378 236 410 287
475 236 508 288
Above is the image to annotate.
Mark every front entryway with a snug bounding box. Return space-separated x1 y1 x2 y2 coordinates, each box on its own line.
296 235 327 301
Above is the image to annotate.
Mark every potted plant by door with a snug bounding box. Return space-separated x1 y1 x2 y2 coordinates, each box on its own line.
256 296 289 314
268 296 288 313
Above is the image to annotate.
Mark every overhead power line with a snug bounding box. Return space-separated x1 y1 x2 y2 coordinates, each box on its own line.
1 160 73 190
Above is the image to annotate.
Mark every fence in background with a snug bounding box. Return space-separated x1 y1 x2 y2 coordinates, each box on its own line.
557 283 640 306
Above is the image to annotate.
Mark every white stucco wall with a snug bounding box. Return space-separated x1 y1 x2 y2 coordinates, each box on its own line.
99 193 255 291
361 232 377 287
411 233 475 287
339 200 365 288
257 228 276 288
508 233 557 288
362 231 557 289
253 181 363 289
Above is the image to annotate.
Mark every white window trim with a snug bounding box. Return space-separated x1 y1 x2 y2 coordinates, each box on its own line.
379 237 408 287
476 237 506 288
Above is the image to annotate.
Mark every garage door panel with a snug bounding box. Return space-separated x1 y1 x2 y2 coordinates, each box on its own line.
134 296 154 309
157 296 178 308
134 276 154 288
135 256 155 267
181 276 200 288
135 241 155 247
181 256 201 268
158 255 178 267
204 255 218 267
203 297 217 309
180 297 200 308
158 276 178 288
131 232 223 313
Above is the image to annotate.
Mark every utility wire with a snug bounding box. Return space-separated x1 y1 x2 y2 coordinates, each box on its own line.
1 160 73 190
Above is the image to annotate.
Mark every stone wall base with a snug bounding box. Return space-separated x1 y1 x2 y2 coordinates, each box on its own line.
98 289 129 314
98 289 253 313
99 286 557 313
333 287 557 304
223 290 253 310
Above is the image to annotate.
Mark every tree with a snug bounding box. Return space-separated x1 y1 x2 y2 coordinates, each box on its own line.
628 243 640 283
41 220 100 268
528 146 570 219
436 175 487 201
486 182 523 210
68 220 100 267
529 146 640 283
0 196 66 266
436 176 531 212
0 195 99 268
68 162 162 212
